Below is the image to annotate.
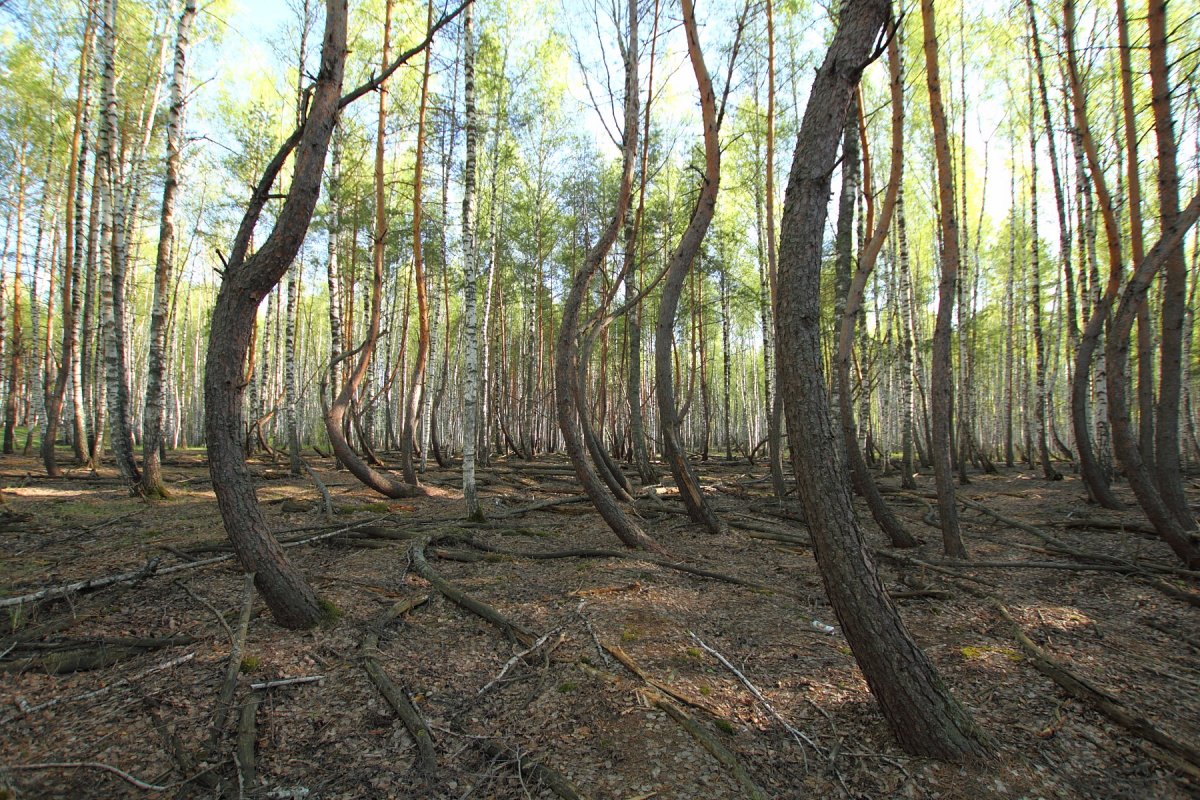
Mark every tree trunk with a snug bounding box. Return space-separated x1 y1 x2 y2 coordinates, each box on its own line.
461 2 482 518
654 0 724 535
141 0 197 497
205 0 348 629
1147 0 1193 530
834 36 916 549
775 0 990 760
1064 0 1126 510
921 0 967 558
554 0 661 552
1027 69 1060 481
401 0 435 485
43 3 95 477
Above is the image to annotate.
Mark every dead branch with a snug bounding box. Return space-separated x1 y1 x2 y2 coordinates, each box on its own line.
235 695 259 792
652 696 769 800
211 574 254 745
478 628 563 695
248 675 324 691
5 761 170 791
361 593 437 777
0 558 161 609
689 631 824 761
990 601 1200 771
476 738 591 800
408 537 536 645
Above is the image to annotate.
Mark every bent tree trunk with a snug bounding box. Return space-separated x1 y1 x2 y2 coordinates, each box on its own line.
324 0 425 502
833 35 915 549
775 0 990 761
205 0 347 629
921 0 967 558
554 0 661 553
653 0 724 536
1063 0 1124 510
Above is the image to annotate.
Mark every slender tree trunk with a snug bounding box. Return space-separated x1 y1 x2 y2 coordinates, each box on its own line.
897 187 918 486
776 0 990 760
401 0 435 485
763 0 786 501
141 0 197 497
654 0 724 535
4 147 27 457
834 35 916 548
460 2 483 517
1027 68 1060 481
625 0 660 485
44 3 95 476
921 0 967 558
96 0 140 487
285 265 301 474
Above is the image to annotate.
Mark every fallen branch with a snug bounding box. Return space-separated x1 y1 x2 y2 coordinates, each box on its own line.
5 761 170 792
601 643 722 717
990 601 1200 770
248 675 324 691
652 695 769 800
0 558 162 609
7 652 195 721
689 632 824 762
361 593 437 777
211 574 254 745
235 696 259 793
477 738 590 800
490 495 591 519
408 538 536 645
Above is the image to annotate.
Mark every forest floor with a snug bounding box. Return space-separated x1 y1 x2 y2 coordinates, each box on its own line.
0 447 1198 800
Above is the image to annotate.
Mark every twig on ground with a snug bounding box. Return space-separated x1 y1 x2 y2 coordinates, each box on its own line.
478 628 562 695
689 631 824 763
211 574 254 745
174 581 235 643
248 675 324 691
5 761 170 791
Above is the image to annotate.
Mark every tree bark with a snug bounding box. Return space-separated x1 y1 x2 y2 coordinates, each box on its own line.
204 0 348 629
776 0 990 760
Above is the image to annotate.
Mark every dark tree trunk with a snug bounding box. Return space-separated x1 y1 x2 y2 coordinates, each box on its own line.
205 0 348 629
653 0 725 535
921 0 968 558
776 0 990 761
